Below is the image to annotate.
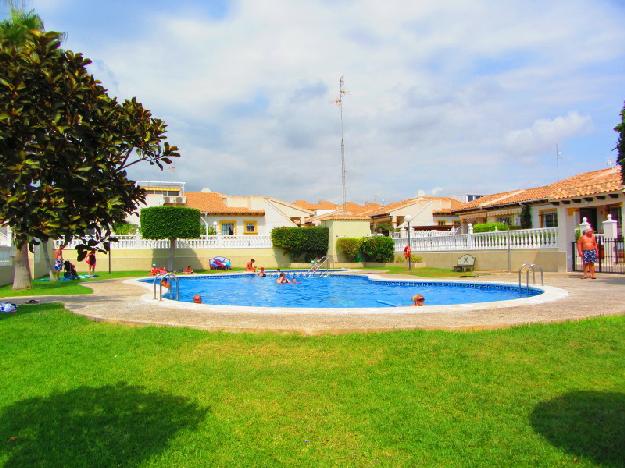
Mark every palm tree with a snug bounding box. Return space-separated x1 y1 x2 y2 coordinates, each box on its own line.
0 1 44 46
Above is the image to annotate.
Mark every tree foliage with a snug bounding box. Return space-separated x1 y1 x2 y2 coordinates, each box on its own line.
520 205 532 229
140 207 201 240
360 236 394 263
0 7 43 46
0 29 179 288
472 222 510 233
271 227 329 262
616 101 624 183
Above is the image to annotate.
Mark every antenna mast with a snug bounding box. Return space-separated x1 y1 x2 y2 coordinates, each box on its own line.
336 76 347 211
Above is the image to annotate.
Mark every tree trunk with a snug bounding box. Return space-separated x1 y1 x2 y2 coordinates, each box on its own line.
41 239 57 282
168 238 176 272
12 242 32 290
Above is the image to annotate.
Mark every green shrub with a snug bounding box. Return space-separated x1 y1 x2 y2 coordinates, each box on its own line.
394 253 423 263
473 222 510 233
336 238 363 262
112 223 138 235
360 236 394 263
140 206 202 239
271 227 329 262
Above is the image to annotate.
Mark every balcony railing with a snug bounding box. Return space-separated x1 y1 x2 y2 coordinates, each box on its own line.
394 227 559 252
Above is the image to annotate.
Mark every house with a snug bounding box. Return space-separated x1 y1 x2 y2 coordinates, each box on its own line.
294 200 383 226
184 191 312 236
126 180 187 225
433 166 625 268
369 196 463 233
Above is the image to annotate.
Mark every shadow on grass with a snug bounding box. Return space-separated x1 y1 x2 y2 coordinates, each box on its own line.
531 391 625 466
0 383 208 467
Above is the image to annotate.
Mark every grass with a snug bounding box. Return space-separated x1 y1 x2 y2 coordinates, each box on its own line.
1 304 624 466
357 265 478 278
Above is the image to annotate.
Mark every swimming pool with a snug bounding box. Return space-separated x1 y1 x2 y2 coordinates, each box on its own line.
153 273 542 308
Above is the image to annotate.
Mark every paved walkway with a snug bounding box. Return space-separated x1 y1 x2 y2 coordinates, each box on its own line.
9 272 625 334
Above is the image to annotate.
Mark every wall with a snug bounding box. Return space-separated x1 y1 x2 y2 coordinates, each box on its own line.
64 247 292 272
415 249 566 272
322 219 373 261
201 215 266 236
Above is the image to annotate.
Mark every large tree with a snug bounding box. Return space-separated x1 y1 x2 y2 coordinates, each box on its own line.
616 101 624 183
0 30 179 289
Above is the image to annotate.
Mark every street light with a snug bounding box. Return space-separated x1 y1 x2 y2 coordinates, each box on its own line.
405 215 413 271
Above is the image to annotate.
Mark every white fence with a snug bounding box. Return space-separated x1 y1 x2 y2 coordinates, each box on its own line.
55 235 273 250
394 227 559 252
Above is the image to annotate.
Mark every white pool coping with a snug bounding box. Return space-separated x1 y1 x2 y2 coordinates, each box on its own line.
127 271 569 316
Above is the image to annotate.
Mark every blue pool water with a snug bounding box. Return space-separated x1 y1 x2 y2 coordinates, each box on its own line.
152 273 542 308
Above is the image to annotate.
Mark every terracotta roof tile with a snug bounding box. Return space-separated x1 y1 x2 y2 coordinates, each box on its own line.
185 192 264 216
448 167 623 214
317 211 372 221
370 196 462 217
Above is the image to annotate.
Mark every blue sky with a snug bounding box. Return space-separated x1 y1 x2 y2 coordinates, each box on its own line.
6 0 625 202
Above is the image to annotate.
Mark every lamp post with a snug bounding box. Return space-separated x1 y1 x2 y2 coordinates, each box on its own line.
405 215 413 271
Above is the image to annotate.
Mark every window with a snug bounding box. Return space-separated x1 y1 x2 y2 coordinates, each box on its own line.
220 222 235 236
542 212 558 228
496 216 512 225
244 220 258 235
437 220 447 226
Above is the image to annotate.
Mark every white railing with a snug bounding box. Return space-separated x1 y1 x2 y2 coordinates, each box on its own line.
54 235 272 250
394 227 559 252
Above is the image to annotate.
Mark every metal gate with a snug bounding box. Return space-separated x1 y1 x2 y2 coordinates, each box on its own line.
571 238 625 273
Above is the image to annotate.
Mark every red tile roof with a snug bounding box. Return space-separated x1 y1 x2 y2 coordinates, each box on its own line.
440 167 623 215
185 192 264 216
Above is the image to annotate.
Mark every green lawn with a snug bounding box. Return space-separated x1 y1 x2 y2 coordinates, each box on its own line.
357 265 478 278
1 304 623 466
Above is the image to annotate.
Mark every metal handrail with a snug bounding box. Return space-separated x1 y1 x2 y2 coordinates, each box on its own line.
518 263 544 290
307 256 328 277
153 272 179 301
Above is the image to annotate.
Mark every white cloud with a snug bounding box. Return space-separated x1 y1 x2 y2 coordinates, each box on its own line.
504 112 593 157
51 0 625 201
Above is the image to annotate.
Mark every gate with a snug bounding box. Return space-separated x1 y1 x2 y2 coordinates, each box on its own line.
571 237 625 273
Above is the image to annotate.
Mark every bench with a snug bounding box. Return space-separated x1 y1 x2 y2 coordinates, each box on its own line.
453 254 476 272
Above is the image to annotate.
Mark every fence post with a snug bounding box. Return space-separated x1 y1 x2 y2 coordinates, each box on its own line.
467 223 473 250
507 229 511 272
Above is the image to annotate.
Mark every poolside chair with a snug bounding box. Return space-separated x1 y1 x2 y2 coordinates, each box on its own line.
453 254 476 272
210 256 232 270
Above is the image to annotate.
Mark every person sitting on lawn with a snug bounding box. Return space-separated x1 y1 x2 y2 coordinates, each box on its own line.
63 260 79 280
246 258 256 272
183 265 194 274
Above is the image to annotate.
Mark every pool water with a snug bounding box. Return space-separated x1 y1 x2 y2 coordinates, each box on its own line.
157 274 541 308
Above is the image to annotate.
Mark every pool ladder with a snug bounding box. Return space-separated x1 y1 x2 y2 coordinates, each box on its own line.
153 272 180 301
307 256 329 277
518 264 543 290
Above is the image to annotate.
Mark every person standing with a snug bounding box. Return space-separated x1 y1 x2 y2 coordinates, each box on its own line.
86 249 97 276
577 228 598 279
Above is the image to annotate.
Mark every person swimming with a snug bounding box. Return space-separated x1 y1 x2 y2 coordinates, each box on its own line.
412 294 425 306
257 266 266 277
276 273 289 284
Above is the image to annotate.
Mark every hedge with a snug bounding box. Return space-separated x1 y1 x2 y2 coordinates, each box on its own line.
360 236 394 263
473 222 510 233
271 227 329 262
336 238 363 262
112 222 138 235
140 206 202 239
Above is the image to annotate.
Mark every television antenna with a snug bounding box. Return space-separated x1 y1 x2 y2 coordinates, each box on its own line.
555 144 563 168
335 75 347 211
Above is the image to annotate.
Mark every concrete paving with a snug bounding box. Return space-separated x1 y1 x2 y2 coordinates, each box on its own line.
9 272 625 335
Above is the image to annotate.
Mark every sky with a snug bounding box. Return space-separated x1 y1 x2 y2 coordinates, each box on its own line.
5 0 625 203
